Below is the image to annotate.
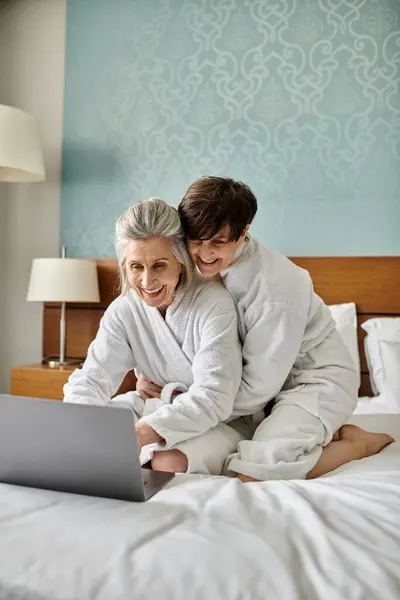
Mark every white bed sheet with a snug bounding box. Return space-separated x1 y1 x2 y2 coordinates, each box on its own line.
0 414 400 600
355 395 400 415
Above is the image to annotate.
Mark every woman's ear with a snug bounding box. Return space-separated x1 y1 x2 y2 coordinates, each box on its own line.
239 225 250 244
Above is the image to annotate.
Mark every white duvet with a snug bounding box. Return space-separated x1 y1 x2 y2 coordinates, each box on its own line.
0 415 400 600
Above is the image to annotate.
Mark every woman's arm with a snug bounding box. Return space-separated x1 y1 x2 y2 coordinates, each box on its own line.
139 297 242 448
232 301 307 417
63 307 136 406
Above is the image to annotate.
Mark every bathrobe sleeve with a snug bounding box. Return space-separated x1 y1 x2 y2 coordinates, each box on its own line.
232 301 307 417
63 307 136 405
140 302 242 448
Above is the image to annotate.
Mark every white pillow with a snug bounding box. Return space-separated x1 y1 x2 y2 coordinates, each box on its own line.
361 318 400 397
379 340 400 410
329 302 360 373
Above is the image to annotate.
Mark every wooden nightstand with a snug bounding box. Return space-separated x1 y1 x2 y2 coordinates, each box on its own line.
10 364 137 402
10 364 76 401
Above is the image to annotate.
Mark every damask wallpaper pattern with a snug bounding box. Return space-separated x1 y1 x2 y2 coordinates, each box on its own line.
61 0 400 257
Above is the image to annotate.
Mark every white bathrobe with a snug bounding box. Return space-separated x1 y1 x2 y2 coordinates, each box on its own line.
223 238 359 481
63 275 246 475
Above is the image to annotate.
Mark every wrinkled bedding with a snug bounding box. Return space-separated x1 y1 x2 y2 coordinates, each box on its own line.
0 414 399 600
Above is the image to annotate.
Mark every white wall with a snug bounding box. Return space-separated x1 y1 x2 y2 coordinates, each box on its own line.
0 0 66 392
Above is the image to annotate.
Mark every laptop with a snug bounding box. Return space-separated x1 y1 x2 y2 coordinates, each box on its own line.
0 394 174 502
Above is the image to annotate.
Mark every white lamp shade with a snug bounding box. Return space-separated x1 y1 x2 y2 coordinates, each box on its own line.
0 104 45 182
27 259 100 303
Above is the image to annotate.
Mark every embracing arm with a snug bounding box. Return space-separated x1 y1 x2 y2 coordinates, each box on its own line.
63 308 136 406
232 302 307 417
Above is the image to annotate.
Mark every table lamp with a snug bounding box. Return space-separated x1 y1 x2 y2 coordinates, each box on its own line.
0 104 45 182
27 248 100 366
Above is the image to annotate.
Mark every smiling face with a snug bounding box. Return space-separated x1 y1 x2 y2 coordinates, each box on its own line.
187 225 248 278
124 237 182 311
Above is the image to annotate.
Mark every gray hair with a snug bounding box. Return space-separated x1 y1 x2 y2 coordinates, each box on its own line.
115 197 193 295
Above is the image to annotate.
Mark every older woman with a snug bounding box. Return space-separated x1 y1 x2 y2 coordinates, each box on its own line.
63 198 248 475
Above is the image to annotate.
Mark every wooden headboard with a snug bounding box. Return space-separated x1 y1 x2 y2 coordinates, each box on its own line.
43 257 400 397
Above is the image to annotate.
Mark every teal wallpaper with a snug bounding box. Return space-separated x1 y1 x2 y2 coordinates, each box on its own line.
61 0 400 257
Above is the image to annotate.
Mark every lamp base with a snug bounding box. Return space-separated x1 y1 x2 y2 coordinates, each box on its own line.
42 356 82 368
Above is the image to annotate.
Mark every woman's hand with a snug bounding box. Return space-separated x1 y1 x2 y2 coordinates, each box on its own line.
136 374 163 400
135 421 163 452
236 473 260 483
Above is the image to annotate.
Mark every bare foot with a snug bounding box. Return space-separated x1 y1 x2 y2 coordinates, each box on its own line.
337 424 394 459
236 473 260 483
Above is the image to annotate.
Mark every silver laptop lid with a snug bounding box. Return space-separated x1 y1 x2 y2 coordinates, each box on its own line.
0 394 149 502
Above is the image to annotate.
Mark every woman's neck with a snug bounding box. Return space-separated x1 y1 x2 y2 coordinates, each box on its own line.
222 237 249 275
158 305 168 319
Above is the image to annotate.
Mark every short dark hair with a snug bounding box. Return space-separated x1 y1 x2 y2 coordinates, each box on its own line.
178 176 258 241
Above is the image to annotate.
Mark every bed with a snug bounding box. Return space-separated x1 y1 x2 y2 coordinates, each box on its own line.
1 256 400 600
0 415 399 600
